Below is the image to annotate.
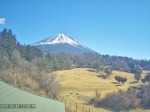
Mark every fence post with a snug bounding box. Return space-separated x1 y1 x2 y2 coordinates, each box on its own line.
82 104 84 112
59 95 61 101
89 107 90 112
70 100 71 112
65 98 67 107
76 103 77 112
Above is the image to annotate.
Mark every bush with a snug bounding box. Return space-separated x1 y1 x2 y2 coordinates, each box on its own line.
95 91 140 111
140 85 150 109
141 73 150 84
89 84 150 111
141 79 146 83
134 74 142 82
87 90 101 105
104 67 112 79
115 76 127 85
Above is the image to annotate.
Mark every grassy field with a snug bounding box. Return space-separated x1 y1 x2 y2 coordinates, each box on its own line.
57 68 139 97
56 68 150 112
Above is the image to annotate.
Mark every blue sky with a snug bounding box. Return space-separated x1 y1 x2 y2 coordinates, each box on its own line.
0 0 150 59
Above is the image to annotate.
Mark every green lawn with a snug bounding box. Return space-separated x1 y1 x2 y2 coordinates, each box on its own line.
0 80 65 112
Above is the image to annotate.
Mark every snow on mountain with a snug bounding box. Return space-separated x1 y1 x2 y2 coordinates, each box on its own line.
33 34 80 46
33 34 97 54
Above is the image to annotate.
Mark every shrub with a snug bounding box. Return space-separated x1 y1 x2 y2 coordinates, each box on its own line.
141 73 150 84
140 85 150 109
141 79 146 83
87 90 101 105
134 74 142 82
115 76 127 85
95 91 140 111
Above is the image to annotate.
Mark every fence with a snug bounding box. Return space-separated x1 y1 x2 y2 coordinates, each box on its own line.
59 95 102 112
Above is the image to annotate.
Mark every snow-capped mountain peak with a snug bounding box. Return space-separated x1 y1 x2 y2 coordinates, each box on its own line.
33 33 97 54
33 34 79 46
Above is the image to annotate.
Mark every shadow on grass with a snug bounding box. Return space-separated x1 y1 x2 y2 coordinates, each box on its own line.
115 84 123 86
97 74 107 79
111 82 118 84
130 81 138 84
111 82 122 86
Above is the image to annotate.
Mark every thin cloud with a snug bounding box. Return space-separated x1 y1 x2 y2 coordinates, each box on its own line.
0 18 5 24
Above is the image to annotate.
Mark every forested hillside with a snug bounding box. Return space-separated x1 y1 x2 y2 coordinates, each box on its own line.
47 53 150 73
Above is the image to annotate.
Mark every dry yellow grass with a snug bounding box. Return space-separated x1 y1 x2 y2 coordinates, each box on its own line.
57 68 138 96
55 68 149 112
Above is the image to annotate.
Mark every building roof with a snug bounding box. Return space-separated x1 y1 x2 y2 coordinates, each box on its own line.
0 80 65 112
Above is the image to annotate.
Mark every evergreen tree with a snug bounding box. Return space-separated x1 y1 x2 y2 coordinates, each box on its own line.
36 58 52 73
0 28 17 59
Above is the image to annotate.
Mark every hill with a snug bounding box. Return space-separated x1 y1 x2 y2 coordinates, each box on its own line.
56 68 150 112
56 68 138 97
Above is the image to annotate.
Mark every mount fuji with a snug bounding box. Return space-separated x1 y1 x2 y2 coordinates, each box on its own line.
32 34 97 54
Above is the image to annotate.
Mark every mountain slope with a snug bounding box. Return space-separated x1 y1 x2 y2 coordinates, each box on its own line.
33 34 97 53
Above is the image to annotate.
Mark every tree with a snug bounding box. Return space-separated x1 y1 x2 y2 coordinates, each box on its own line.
39 73 61 100
134 74 142 82
133 65 142 75
134 65 142 82
0 28 17 62
36 58 52 73
141 73 150 84
120 77 127 85
0 28 18 68
104 67 113 79
23 45 43 61
115 76 127 85
0 50 12 70
93 62 101 72
141 79 146 83
115 76 121 83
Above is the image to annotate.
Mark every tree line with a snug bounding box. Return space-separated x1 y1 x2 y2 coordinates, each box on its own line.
41 50 150 74
0 28 64 99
